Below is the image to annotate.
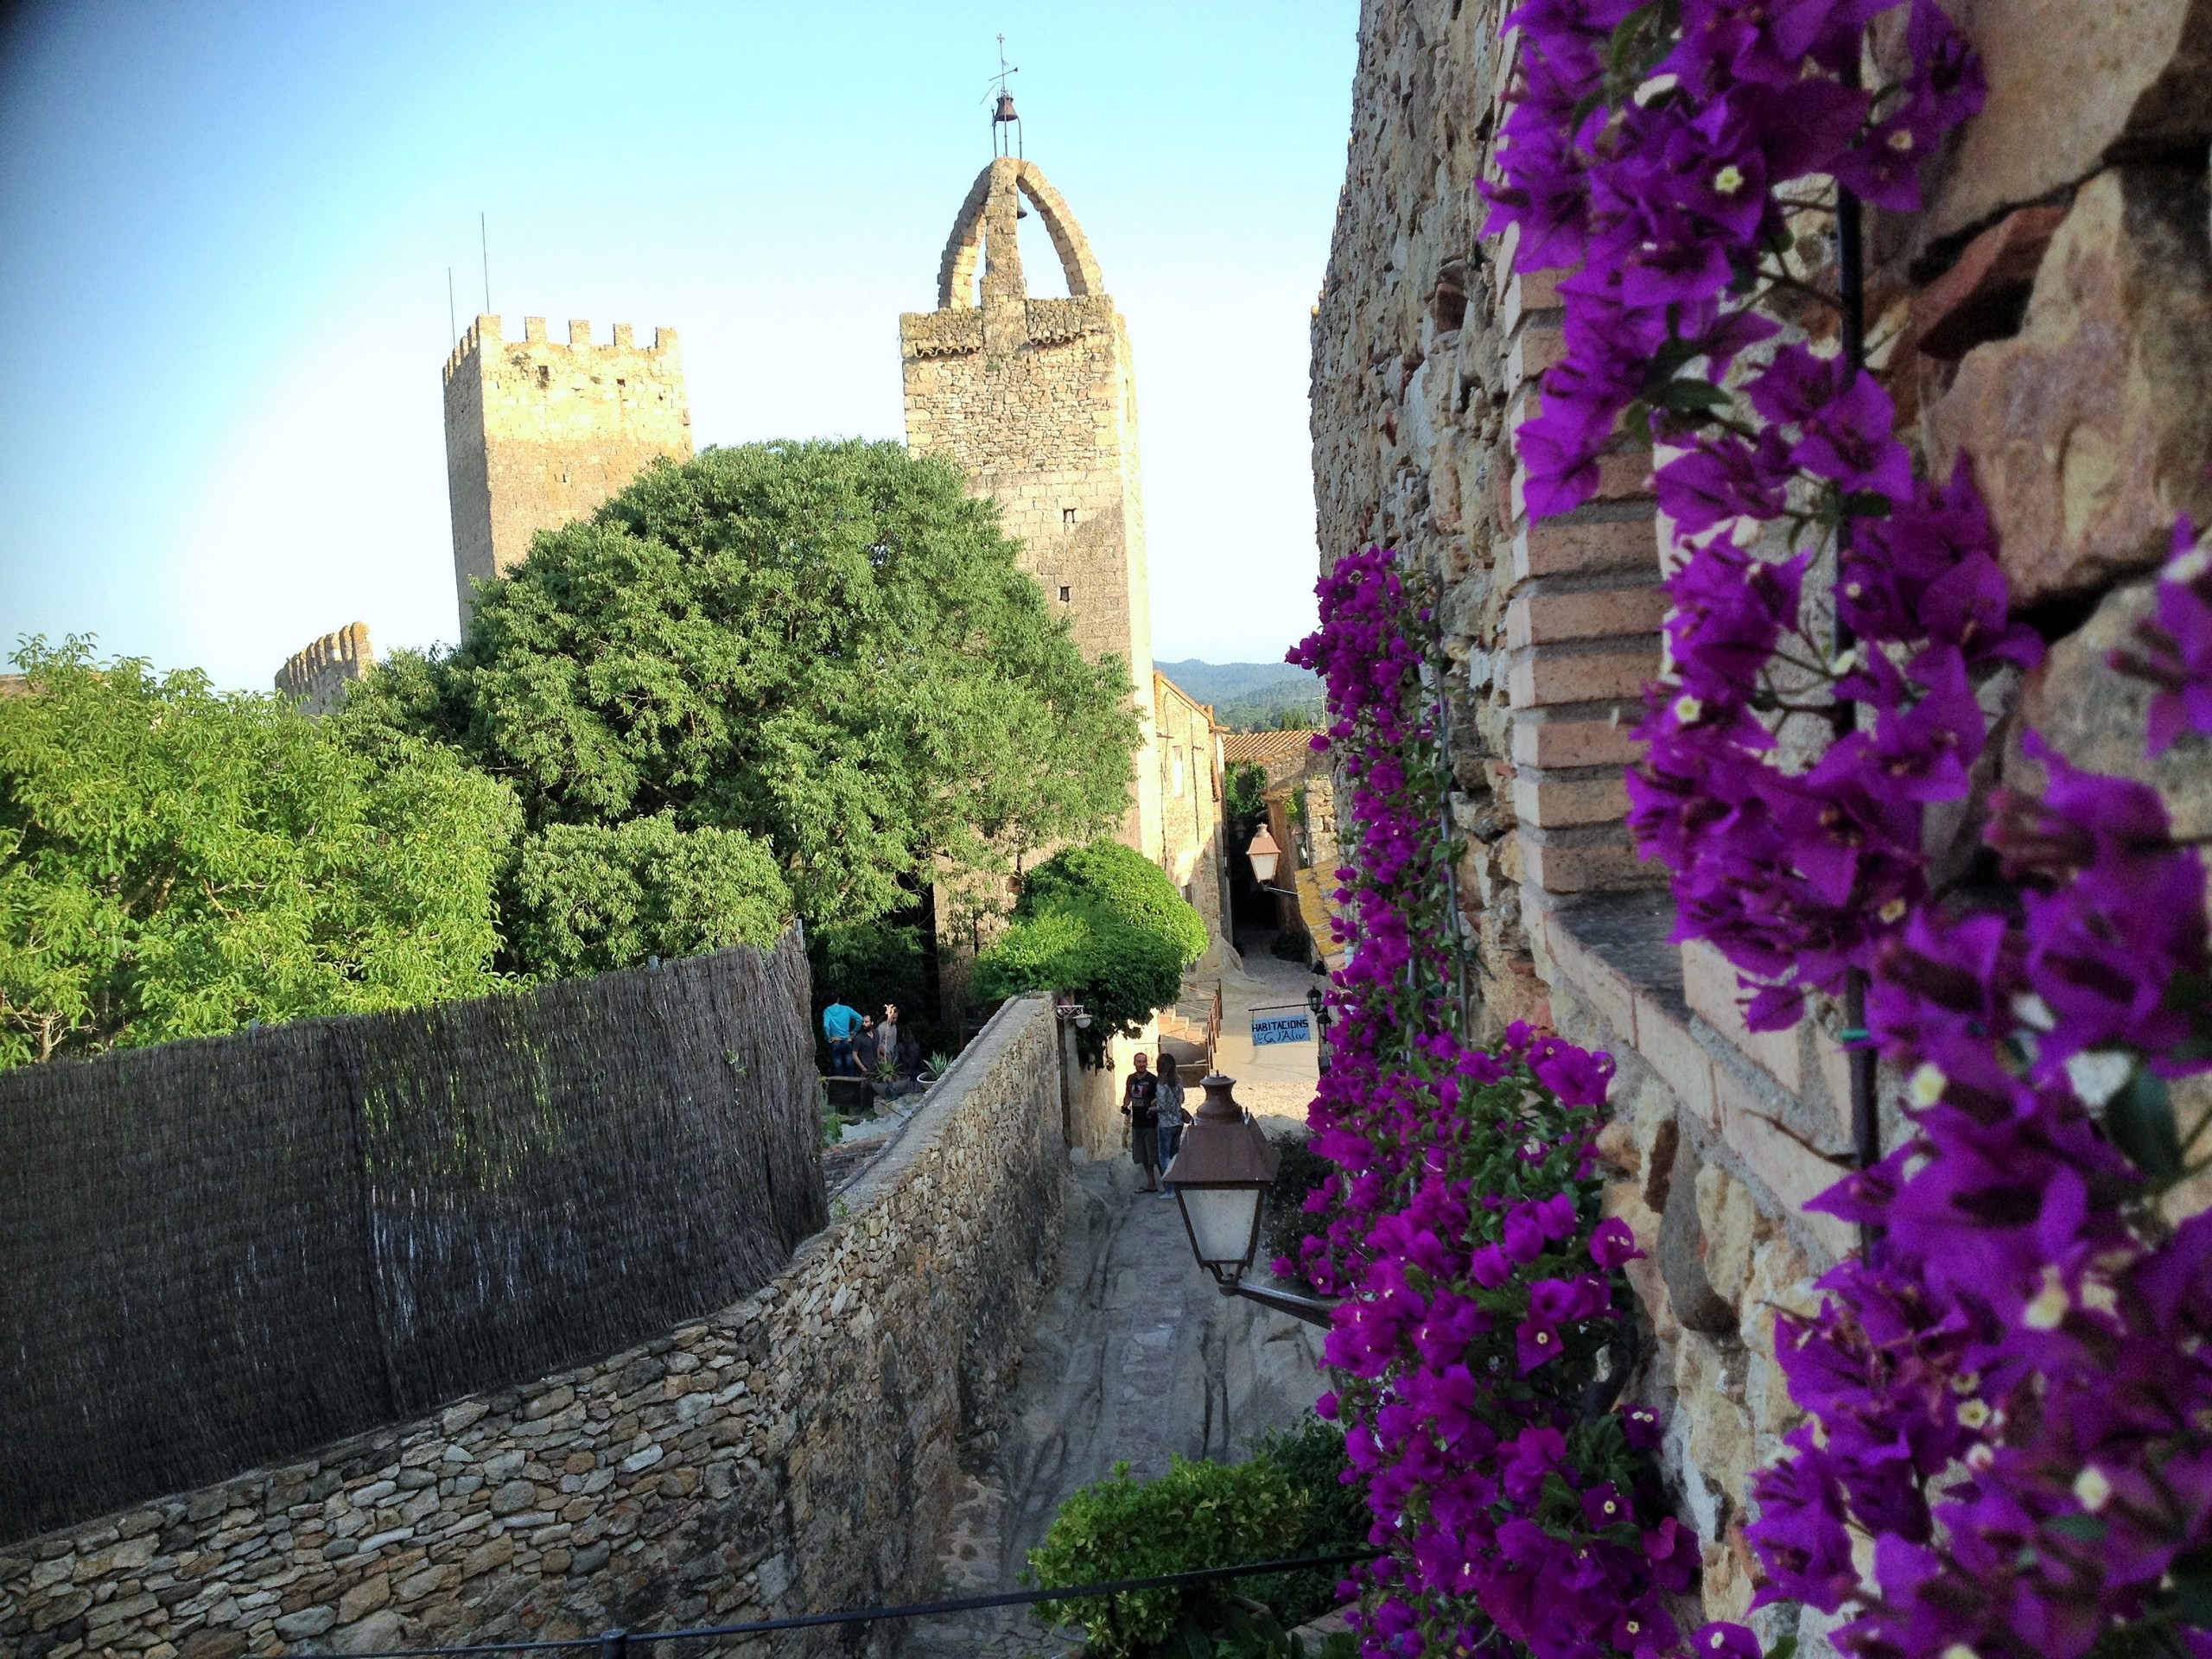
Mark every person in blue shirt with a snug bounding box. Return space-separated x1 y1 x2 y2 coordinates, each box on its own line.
821 998 863 1077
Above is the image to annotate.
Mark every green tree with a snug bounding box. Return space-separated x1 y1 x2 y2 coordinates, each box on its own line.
0 639 518 1067
507 813 789 981
340 441 1139 972
1225 759 1269 833
974 839 1205 1061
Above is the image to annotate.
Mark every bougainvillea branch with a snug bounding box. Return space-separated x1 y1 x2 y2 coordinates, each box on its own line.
1482 7 2212 1659
1291 554 1755 1659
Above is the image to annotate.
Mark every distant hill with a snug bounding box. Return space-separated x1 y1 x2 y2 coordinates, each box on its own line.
1156 659 1324 732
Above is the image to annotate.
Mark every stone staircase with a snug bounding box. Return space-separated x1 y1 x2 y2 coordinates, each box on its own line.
1154 981 1221 1084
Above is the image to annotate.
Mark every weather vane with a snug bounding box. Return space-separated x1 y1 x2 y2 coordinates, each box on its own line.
987 34 1023 159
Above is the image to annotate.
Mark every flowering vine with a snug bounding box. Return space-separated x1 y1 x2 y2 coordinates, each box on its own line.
1481 5 2212 1659
1289 553 1736 1659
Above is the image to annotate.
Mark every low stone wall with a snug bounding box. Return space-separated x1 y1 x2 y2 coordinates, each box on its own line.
0 994 1065 1659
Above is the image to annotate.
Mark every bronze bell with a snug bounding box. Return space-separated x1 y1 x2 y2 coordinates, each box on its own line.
994 91 1019 124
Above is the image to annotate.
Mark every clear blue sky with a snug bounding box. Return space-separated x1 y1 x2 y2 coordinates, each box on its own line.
0 1 1356 690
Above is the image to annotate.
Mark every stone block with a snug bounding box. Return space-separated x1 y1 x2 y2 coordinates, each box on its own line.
1928 166 2212 605
335 1575 389 1624
1912 205 2068 360
1658 1128 1737 1332
1521 829 1663 895
1506 324 1565 390
1681 939 1803 1095
1511 448 1654 522
1927 0 2212 239
1511 769 1630 830
1504 585 1669 650
1536 907 1639 1043
1634 993 1718 1133
1713 1068 1858 1264
1510 708 1643 770
1508 643 1662 709
272 1606 335 1641
327 1610 406 1655
1497 267 1563 336
2009 576 2212 839
1511 513 1662 581
1694 1162 1760 1306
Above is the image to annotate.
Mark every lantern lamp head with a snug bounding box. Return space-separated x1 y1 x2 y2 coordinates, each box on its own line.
1162 1075 1278 1284
1246 825 1283 887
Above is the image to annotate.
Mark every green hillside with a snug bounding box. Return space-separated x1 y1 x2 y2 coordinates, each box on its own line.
1156 659 1324 731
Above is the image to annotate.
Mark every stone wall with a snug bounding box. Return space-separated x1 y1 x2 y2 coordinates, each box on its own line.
901 156 1165 864
0 995 1065 1659
1153 671 1230 943
442 315 692 625
1310 0 2212 1643
273 624 373 716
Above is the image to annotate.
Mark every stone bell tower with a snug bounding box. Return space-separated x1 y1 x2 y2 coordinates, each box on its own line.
899 157 1163 860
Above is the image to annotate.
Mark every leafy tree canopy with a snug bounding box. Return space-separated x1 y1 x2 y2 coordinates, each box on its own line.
0 639 518 1067
974 839 1205 1061
507 812 788 982
340 441 1140 961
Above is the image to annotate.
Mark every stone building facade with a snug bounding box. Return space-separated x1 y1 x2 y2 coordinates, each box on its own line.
442 315 692 624
0 995 1064 1659
272 622 373 716
1311 0 2212 1641
1152 671 1230 941
899 157 1171 868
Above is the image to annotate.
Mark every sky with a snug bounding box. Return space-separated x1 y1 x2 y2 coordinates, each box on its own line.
0 0 1357 691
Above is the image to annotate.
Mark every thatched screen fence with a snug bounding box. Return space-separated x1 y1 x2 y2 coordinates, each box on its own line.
0 931 827 1543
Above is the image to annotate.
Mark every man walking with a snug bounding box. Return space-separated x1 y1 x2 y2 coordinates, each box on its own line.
821 996 863 1077
1122 1052 1163 1193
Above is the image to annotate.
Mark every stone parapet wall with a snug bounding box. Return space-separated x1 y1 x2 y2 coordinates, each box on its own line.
0 995 1065 1659
1311 0 2212 1644
273 624 373 717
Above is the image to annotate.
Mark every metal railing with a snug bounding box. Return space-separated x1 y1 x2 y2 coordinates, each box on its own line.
268 1548 1380 1659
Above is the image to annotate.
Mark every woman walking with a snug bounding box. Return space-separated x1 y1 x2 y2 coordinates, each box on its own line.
1154 1057 1189 1192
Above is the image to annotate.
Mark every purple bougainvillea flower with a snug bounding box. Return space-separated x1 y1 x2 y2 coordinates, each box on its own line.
1693 1623 1764 1659
1502 1202 1550 1263
1591 1217 1644 1268
2114 517 2212 753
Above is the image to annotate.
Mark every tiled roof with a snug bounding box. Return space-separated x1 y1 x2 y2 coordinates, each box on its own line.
1220 728 1320 766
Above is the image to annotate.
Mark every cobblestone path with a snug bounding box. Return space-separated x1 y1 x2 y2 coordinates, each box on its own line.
900 1156 1326 1659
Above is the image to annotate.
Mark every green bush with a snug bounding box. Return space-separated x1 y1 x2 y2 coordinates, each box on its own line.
1247 1416 1369 1623
1028 1455 1310 1659
1263 1138 1339 1294
1270 926 1314 964
976 840 1205 1063
1028 1421 1367 1658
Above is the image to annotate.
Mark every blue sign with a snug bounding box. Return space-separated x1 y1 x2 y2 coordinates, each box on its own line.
1251 1008 1313 1046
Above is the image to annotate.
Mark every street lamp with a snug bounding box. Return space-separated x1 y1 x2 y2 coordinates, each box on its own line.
1245 825 1283 886
1163 1074 1336 1327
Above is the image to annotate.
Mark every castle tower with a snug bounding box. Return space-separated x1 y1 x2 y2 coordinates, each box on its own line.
442 315 692 622
899 157 1163 859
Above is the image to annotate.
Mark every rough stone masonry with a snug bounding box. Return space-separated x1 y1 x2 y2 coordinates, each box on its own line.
0 995 1065 1659
1309 0 2212 1643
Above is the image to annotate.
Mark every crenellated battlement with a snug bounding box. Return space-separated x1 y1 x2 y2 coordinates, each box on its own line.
442 311 693 620
274 621 374 716
442 315 681 385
